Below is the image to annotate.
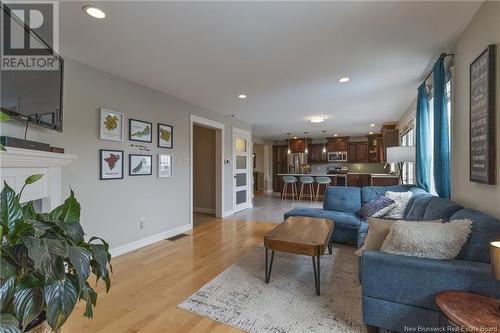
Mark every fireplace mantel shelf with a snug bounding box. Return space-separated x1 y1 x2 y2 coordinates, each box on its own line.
0 147 78 168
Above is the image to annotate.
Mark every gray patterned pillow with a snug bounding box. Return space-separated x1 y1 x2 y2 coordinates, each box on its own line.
359 196 396 220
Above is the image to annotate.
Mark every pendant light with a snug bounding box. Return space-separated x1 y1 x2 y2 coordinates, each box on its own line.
322 130 327 153
304 132 309 154
286 133 291 154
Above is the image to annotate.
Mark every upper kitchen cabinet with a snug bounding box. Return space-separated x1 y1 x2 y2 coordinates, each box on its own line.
348 142 368 162
327 136 349 152
308 144 327 163
380 124 399 162
290 138 311 153
367 133 382 163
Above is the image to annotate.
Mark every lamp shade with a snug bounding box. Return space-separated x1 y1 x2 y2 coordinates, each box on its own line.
491 241 500 280
386 146 416 163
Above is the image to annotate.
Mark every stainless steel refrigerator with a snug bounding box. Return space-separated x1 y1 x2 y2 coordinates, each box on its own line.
288 153 307 174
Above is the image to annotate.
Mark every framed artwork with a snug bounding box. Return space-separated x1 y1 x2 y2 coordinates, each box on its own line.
100 108 124 142
158 123 173 148
470 44 496 184
129 154 152 176
129 119 152 142
158 154 172 178
100 149 124 180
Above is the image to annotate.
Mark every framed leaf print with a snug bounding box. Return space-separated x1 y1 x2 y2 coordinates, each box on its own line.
100 108 124 142
158 123 173 148
129 119 152 143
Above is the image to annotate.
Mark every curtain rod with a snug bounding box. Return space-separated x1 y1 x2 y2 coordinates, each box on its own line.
423 52 454 86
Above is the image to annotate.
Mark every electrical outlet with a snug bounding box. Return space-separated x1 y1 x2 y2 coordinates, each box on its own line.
139 217 146 229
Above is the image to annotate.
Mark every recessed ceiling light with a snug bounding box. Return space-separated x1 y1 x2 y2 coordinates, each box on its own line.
369 131 374 135
338 77 350 83
293 136 297 139
370 123 375 127
83 6 106 19
238 94 247 99
309 115 326 123
334 134 338 137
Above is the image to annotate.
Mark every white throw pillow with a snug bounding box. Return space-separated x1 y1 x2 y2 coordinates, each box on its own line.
384 191 413 219
380 219 473 260
372 203 397 218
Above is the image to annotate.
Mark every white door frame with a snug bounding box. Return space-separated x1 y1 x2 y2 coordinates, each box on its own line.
232 127 253 212
190 114 225 229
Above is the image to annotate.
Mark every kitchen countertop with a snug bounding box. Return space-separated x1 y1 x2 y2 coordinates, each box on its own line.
277 173 398 178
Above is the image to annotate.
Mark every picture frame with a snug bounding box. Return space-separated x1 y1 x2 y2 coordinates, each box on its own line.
129 119 152 143
100 108 124 142
158 123 173 148
129 154 152 176
469 44 496 185
100 149 124 180
158 154 173 178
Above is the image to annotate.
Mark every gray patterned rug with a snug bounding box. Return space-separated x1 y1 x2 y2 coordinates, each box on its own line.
178 245 366 333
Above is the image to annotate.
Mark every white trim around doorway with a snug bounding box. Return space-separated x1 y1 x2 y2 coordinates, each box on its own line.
190 114 226 229
232 127 253 213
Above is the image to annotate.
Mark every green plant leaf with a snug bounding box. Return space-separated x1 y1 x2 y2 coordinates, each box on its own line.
53 220 85 242
0 313 21 333
0 257 16 280
0 144 5 152
24 174 43 185
49 190 81 225
13 283 44 329
0 111 9 121
44 274 79 331
21 237 67 279
79 282 97 319
68 246 91 290
0 275 16 310
90 244 110 278
0 182 23 235
22 202 37 221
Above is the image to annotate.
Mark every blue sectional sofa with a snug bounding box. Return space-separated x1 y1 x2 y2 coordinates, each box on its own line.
284 185 500 332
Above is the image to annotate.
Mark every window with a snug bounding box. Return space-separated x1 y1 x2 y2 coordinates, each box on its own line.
401 128 415 184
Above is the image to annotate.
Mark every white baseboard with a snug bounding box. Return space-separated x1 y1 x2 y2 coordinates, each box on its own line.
222 209 234 218
110 224 192 257
193 207 216 214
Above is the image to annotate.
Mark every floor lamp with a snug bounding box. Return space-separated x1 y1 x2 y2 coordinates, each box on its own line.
386 146 416 184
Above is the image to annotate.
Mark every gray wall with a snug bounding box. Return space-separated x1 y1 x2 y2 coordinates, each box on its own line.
0 58 252 249
451 1 500 218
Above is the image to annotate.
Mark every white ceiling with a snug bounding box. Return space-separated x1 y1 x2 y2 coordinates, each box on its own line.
59 1 481 140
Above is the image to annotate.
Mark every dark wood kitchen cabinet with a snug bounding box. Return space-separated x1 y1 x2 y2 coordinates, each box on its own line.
290 138 311 153
327 137 349 152
308 144 327 163
272 145 288 192
367 134 382 163
347 174 371 187
380 125 399 162
348 142 368 162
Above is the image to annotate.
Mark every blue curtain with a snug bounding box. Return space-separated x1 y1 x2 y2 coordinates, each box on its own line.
432 58 451 198
415 83 431 192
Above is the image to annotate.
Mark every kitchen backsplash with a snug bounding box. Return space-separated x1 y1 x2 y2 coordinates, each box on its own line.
310 162 392 174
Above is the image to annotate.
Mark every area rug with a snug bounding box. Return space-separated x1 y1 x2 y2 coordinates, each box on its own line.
178 246 366 333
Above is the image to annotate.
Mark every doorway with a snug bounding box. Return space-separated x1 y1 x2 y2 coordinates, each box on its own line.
190 115 224 228
233 128 252 213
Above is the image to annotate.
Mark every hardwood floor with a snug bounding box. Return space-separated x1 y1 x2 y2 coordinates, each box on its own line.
64 219 276 333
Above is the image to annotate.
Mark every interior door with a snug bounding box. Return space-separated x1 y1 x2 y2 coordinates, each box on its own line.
233 129 251 213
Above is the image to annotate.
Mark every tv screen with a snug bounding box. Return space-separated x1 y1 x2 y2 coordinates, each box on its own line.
0 5 63 132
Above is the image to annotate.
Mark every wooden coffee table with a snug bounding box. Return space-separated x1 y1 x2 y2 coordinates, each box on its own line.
436 291 500 330
263 216 334 295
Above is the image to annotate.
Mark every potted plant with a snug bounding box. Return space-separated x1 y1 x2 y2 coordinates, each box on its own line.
1 175 112 332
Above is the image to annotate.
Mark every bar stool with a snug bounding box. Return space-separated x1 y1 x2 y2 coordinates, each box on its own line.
315 176 331 202
299 176 315 202
281 176 298 201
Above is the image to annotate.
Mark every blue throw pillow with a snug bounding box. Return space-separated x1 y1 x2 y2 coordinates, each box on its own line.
359 196 396 220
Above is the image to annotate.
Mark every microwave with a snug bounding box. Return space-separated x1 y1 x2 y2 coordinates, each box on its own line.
327 151 348 162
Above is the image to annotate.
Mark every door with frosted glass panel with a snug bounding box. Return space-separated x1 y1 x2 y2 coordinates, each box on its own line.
233 129 251 213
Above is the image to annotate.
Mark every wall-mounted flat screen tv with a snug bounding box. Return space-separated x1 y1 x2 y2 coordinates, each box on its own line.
0 4 64 132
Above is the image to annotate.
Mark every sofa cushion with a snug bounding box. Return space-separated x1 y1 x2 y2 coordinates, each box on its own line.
284 208 361 230
323 187 361 213
423 197 463 221
405 194 434 220
359 196 395 220
361 185 415 204
453 208 500 263
404 187 430 218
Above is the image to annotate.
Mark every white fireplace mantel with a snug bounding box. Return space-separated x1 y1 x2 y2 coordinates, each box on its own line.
0 147 78 210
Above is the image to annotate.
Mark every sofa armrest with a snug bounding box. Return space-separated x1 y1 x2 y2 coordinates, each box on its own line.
361 251 500 311
357 221 368 248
